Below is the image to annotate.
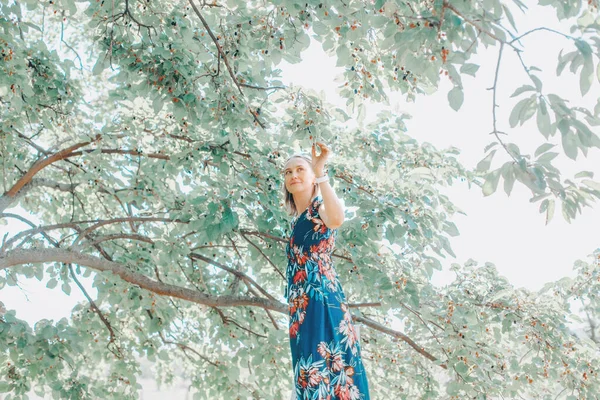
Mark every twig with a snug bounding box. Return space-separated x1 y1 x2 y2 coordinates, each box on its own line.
353 314 447 369
60 11 83 69
489 42 519 164
69 263 124 359
157 331 218 366
240 233 284 279
444 1 519 51
187 0 243 96
509 27 577 45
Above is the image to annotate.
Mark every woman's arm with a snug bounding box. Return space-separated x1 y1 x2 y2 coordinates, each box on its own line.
315 168 345 229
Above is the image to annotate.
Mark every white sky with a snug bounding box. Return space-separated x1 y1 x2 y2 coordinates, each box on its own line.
1 0 598 363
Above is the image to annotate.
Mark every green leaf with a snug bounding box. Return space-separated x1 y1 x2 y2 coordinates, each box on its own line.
536 151 559 164
153 95 164 113
312 21 328 36
534 143 555 157
502 4 517 31
483 141 498 153
336 45 350 67
545 199 555 225
46 278 58 289
502 163 516 196
582 179 600 191
61 282 71 295
530 74 543 90
557 50 577 76
476 150 496 172
539 198 549 213
447 86 464 111
446 381 461 395
455 361 468 374
575 39 592 57
459 63 479 76
536 102 552 138
442 221 459 237
580 56 594 96
92 55 108 76
561 130 578 160
574 171 594 179
482 169 501 196
509 96 534 128
557 118 570 135
510 85 535 98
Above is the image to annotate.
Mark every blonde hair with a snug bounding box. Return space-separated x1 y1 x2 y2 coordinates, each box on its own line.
281 153 320 217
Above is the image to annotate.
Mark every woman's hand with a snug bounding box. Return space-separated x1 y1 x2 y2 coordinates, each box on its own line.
311 141 330 176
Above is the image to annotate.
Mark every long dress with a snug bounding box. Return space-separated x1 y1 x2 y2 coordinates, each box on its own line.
285 195 370 400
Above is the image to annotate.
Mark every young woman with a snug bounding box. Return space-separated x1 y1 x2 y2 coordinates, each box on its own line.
282 142 370 400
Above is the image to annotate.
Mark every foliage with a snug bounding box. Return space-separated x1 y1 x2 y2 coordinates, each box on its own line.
1 0 600 398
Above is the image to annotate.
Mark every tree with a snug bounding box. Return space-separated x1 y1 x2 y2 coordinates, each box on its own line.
1 0 600 398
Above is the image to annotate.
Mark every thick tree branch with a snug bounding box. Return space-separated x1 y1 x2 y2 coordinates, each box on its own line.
0 248 445 367
239 83 286 91
0 248 284 311
86 233 155 247
65 148 169 160
3 134 100 198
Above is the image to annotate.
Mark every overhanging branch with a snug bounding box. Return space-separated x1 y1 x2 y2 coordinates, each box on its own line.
0 247 445 367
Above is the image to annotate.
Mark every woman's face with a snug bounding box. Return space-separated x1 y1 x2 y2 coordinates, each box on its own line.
284 157 314 194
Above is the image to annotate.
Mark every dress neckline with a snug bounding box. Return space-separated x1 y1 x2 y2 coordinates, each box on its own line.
293 195 321 223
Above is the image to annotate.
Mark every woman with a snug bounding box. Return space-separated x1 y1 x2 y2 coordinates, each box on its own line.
282 142 370 400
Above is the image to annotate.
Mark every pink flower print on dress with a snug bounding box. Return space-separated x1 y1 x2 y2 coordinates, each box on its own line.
308 367 323 387
349 384 361 400
335 383 352 400
319 261 338 283
299 310 306 324
339 319 359 354
331 353 344 372
317 342 330 358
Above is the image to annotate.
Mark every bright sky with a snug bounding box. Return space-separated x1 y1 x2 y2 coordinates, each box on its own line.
1 3 598 390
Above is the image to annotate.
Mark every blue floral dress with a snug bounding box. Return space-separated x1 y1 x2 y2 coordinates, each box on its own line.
285 195 370 400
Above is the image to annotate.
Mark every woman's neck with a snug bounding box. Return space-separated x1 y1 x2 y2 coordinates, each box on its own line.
294 192 316 216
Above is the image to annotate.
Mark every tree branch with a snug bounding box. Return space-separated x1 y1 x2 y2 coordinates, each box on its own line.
240 233 285 279
187 0 243 96
0 248 284 311
353 315 447 369
187 0 267 129
3 134 101 199
68 263 124 359
190 251 277 302
444 1 519 51
0 247 445 367
157 331 219 367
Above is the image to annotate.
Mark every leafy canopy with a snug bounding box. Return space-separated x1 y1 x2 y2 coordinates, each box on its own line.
1 0 600 399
